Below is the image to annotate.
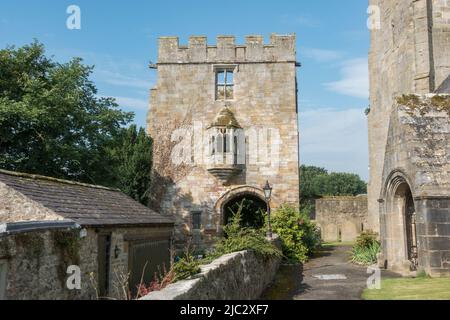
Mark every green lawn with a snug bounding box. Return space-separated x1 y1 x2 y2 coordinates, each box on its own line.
363 277 450 300
321 241 355 247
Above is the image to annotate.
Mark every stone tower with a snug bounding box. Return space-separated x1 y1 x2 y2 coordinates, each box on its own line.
148 34 300 249
368 0 450 275
368 0 450 232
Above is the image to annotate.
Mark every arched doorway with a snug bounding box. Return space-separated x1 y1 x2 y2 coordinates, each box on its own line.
395 183 418 269
223 194 267 229
215 186 268 230
383 172 418 271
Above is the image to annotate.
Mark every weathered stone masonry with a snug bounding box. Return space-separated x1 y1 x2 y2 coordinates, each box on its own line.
368 0 450 232
368 0 450 276
315 196 368 243
141 237 282 300
148 34 300 250
0 170 173 300
378 96 450 276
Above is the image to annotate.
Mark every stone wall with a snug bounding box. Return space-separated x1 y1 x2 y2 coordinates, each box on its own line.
379 95 450 276
315 196 368 243
141 237 282 300
0 225 172 300
148 35 299 250
368 0 450 234
0 228 96 300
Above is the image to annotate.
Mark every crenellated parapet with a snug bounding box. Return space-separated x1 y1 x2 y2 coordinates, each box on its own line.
157 34 296 64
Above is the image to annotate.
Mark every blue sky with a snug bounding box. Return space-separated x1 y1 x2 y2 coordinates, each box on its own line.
0 0 371 180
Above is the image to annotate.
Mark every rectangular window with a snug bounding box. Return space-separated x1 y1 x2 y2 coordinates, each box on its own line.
192 211 202 230
216 69 234 100
0 260 7 300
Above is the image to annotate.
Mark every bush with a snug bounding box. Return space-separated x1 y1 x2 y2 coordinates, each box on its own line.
173 254 201 282
271 206 321 263
209 208 282 261
356 230 379 248
351 231 381 265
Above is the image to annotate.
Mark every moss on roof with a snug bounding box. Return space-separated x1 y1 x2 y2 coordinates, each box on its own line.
208 106 242 129
0 169 116 191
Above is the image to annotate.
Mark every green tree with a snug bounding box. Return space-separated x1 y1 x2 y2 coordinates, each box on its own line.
0 41 153 203
107 125 153 205
0 41 133 183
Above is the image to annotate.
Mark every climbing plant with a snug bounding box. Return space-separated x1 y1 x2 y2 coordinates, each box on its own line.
53 229 81 286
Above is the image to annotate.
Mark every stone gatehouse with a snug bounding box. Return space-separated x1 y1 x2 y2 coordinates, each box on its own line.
368 0 450 276
147 34 300 250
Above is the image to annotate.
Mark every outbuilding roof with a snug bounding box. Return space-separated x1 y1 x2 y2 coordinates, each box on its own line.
0 170 173 227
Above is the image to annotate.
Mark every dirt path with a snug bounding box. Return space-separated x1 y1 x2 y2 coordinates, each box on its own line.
262 245 399 300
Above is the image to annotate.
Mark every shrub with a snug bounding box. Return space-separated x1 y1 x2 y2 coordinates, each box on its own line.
209 208 282 261
271 206 321 263
351 231 381 265
356 230 379 248
137 202 282 297
173 254 201 282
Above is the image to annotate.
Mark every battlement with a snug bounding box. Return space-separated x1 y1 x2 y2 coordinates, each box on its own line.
157 34 296 64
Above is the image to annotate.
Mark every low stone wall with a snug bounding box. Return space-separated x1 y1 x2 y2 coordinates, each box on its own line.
141 237 282 300
315 196 368 242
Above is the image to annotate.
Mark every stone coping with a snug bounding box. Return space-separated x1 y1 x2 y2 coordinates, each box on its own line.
141 235 281 300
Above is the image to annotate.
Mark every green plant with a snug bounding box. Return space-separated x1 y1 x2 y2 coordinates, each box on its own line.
355 230 379 248
351 242 380 265
173 255 201 282
53 229 81 285
15 232 44 260
208 205 282 261
351 231 381 265
271 205 321 263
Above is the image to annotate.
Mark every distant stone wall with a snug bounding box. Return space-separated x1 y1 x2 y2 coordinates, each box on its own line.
315 196 368 243
141 237 282 300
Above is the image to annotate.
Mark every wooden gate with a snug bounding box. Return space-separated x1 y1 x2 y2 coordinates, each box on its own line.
128 239 170 296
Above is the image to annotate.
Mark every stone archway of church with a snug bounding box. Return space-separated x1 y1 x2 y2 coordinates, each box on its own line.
383 172 418 270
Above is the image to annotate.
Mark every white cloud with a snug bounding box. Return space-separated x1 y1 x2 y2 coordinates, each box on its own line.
95 70 151 90
301 47 343 62
324 58 369 99
113 96 148 110
299 107 369 180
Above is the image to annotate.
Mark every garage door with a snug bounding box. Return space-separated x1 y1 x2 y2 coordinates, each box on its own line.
128 239 170 297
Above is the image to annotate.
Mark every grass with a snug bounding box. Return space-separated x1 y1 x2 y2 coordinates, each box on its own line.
362 277 450 300
321 241 355 247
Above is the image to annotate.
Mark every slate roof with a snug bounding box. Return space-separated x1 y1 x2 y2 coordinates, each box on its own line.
0 170 173 227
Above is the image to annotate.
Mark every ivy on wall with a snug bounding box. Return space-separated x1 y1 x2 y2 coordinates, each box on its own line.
53 229 81 286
